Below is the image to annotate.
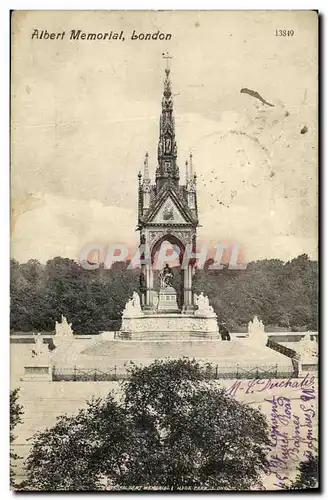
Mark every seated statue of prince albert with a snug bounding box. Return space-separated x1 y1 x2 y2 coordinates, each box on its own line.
158 264 174 289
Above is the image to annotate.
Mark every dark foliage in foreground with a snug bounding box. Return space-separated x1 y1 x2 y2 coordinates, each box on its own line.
24 359 271 491
288 454 319 490
10 388 24 488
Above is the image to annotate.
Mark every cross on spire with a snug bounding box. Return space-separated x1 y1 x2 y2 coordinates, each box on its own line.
162 52 173 71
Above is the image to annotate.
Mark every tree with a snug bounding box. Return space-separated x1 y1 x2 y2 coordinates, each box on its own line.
25 359 270 491
289 454 319 490
10 388 24 488
25 394 133 491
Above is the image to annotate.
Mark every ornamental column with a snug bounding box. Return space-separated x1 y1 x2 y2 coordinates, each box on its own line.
149 265 154 304
183 265 193 311
183 268 188 308
188 265 193 306
145 264 151 306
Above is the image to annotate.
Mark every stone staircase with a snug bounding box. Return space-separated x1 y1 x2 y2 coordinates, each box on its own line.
53 338 294 377
120 331 219 340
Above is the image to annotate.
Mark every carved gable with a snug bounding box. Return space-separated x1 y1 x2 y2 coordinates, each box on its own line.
149 197 189 224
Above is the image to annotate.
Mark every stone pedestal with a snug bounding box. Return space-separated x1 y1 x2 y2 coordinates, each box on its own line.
299 356 318 378
157 286 179 313
298 333 318 377
120 312 219 340
23 333 52 381
23 361 52 381
120 290 219 341
101 331 116 340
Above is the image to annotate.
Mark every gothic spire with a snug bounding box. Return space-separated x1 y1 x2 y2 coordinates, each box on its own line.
156 54 179 189
189 152 193 178
143 151 149 180
138 170 142 186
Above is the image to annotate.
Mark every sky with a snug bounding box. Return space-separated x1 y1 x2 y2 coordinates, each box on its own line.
11 10 318 263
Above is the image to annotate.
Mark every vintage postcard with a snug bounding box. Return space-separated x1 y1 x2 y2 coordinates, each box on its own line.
10 10 318 491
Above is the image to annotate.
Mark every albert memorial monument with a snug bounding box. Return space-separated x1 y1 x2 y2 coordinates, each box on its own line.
120 61 218 341
45 60 295 377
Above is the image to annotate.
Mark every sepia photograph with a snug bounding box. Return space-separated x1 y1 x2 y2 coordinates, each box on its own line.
10 10 318 491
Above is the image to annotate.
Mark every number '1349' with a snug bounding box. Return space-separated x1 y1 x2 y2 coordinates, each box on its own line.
275 30 294 36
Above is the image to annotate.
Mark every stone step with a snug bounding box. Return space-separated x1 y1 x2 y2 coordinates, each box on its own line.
131 331 218 340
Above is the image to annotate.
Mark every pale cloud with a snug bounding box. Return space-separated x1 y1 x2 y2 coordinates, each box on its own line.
11 194 136 263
